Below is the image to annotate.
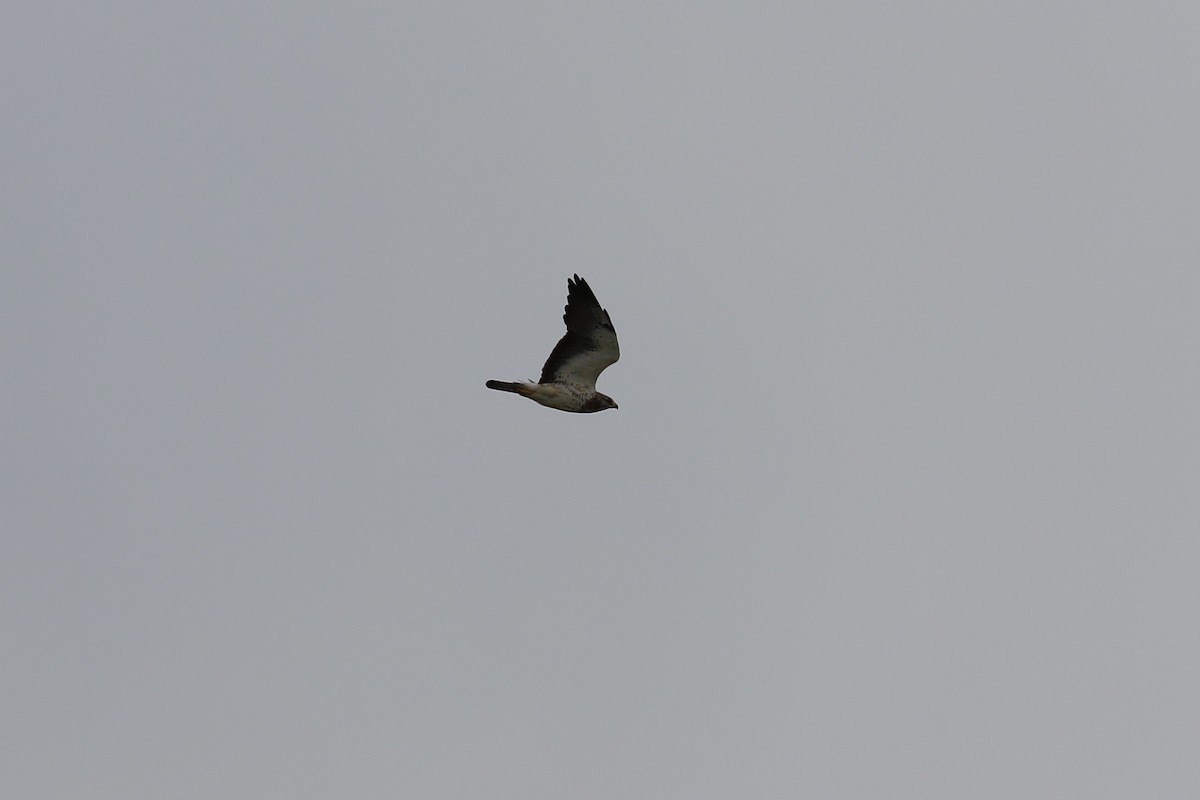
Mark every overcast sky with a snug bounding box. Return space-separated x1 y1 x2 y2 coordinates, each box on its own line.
5 3 1199 798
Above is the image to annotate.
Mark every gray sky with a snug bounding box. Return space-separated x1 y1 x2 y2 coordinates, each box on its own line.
5 3 1199 797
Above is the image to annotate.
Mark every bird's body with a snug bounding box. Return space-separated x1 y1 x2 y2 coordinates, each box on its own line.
486 275 620 413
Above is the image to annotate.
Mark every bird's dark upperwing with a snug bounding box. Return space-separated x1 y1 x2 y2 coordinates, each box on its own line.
538 274 620 387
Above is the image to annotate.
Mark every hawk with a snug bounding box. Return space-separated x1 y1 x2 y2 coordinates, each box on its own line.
486 275 620 413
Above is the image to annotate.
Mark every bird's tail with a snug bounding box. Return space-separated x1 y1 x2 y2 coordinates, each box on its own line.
486 380 532 395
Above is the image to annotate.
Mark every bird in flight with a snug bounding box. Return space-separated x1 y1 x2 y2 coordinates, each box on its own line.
486 275 620 413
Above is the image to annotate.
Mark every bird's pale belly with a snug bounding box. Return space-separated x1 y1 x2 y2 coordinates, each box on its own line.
527 382 590 411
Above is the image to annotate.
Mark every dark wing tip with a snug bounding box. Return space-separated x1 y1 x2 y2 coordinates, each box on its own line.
565 274 601 313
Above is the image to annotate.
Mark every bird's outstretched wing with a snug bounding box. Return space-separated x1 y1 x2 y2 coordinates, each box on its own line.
538 275 620 388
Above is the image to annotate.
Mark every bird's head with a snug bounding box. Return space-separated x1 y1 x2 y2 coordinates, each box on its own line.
583 393 618 412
